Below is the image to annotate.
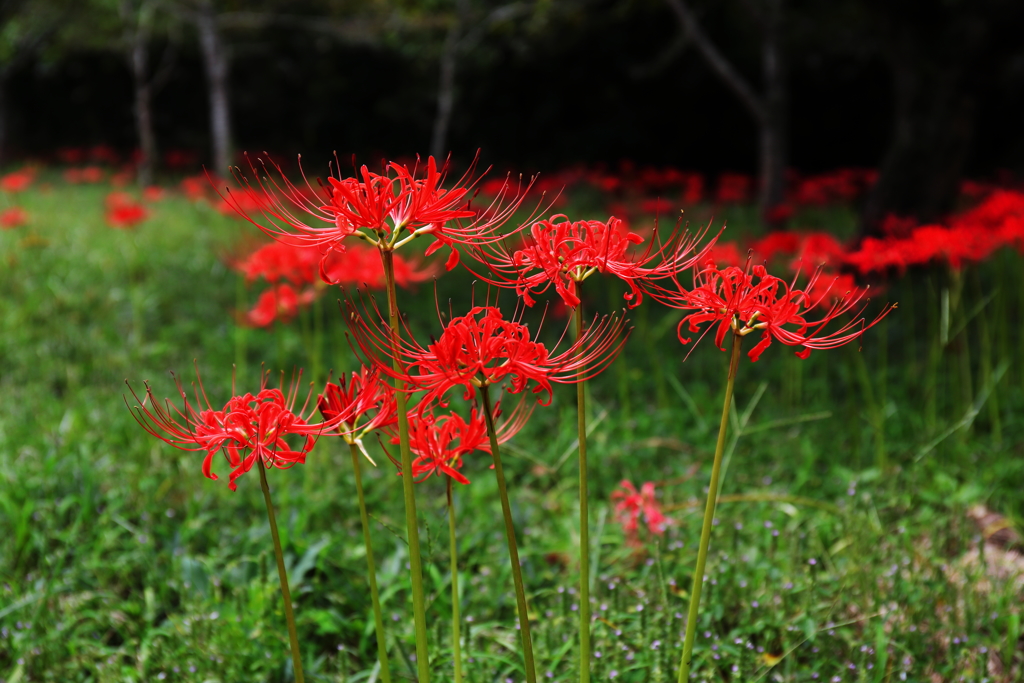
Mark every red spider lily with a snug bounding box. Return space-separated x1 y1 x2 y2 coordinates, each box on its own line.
0 207 27 229
320 245 436 289
125 368 345 491
802 271 863 311
702 240 745 268
1 169 35 193
466 214 715 308
789 169 873 206
715 173 752 204
384 400 531 484
235 241 322 285
656 262 893 361
57 147 86 164
143 186 165 202
845 224 1002 274
846 192 1024 275
317 365 398 443
217 153 541 280
790 232 847 277
750 231 801 264
107 203 149 229
234 240 436 291
763 203 794 226
348 298 630 408
181 175 209 200
640 198 676 215
244 283 317 327
79 166 105 183
611 480 671 546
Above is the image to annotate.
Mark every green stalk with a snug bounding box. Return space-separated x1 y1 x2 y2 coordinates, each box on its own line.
447 478 464 683
480 384 537 683
677 334 743 683
380 249 431 683
313 293 324 384
349 441 392 683
574 300 591 683
235 275 248 379
256 455 305 683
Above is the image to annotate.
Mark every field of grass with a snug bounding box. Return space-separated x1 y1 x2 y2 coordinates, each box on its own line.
1 175 1022 683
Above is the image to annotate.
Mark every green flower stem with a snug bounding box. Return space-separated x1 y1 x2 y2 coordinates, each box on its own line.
381 249 431 683
677 333 743 683
349 441 393 683
480 384 537 683
234 274 248 379
256 456 305 683
447 479 464 683
574 300 591 683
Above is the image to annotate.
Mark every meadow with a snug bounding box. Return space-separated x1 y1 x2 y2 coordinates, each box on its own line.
0 164 1022 683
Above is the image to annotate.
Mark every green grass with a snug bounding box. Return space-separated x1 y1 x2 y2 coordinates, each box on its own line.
1 177 1022 682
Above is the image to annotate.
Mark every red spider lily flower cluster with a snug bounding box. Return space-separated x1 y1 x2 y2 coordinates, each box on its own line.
385 401 531 485
0 207 27 229
611 480 672 546
657 261 893 362
126 369 346 491
317 366 398 443
467 214 715 308
348 299 630 408
218 154 540 280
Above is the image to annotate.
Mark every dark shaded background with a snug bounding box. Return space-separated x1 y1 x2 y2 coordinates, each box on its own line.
5 1 1024 192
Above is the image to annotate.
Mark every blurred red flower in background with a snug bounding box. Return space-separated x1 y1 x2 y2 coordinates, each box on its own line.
244 283 317 327
612 480 671 545
0 207 28 229
1 169 35 193
105 192 149 229
715 173 752 204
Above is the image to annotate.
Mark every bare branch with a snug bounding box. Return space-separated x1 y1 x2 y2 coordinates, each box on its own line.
628 28 689 79
664 0 765 122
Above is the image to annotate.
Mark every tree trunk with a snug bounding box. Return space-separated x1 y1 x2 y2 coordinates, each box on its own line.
0 70 9 168
758 0 787 215
666 0 788 220
130 20 158 186
862 54 974 235
197 0 232 175
430 14 461 160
